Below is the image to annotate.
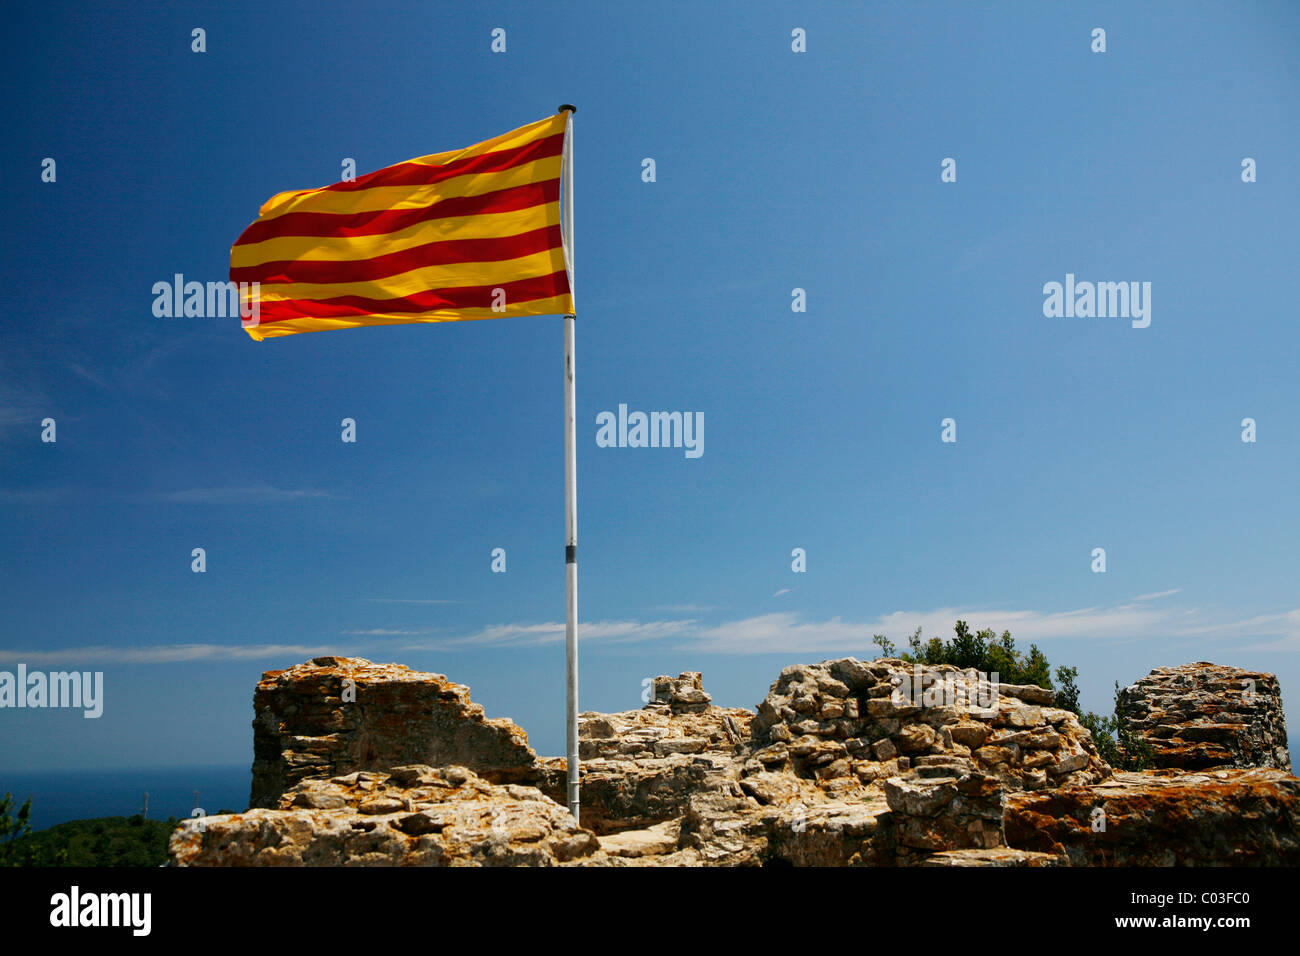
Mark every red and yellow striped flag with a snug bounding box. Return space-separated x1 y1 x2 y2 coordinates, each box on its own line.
230 113 573 341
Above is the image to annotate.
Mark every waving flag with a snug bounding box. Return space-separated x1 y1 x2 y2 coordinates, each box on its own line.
230 113 573 340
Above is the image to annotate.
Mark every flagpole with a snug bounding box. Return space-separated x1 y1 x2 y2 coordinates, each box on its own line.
558 104 579 821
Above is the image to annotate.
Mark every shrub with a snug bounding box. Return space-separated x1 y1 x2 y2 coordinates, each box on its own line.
886 620 1054 689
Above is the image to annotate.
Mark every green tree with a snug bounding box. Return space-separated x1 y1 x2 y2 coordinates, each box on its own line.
1054 670 1154 771
0 793 33 866
872 623 1157 772
893 620 1056 689
1054 665 1082 715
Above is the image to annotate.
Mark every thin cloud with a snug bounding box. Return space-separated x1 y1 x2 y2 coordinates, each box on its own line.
405 600 1300 657
68 362 110 390
362 598 457 605
0 487 65 504
649 604 726 612
0 643 345 665
684 603 1300 655
1133 589 1182 602
772 589 792 598
11 600 1297 669
0 383 48 436
403 619 698 651
157 485 340 504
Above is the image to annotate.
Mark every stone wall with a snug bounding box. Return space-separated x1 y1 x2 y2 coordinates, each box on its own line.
884 764 1006 860
537 672 753 833
1116 663 1291 771
167 654 1300 867
746 658 1110 796
250 657 540 808
174 765 599 867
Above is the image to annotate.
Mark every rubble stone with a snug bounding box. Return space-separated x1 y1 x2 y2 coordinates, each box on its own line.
1116 662 1290 771
172 766 600 866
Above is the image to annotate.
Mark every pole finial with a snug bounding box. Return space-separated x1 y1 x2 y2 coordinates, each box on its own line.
557 104 577 114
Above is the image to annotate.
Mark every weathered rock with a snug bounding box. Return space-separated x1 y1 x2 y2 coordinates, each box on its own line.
1004 768 1300 865
171 766 601 866
597 820 680 860
536 674 753 833
748 658 1109 793
884 769 1005 857
187 655 1299 867
1116 662 1291 771
575 689 751 762
650 671 714 714
917 847 1065 867
674 779 890 867
541 753 738 835
250 657 539 808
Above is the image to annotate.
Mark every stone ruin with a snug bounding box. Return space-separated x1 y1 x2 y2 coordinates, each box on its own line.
1116 662 1291 772
249 657 539 809
170 656 1300 866
739 659 1109 863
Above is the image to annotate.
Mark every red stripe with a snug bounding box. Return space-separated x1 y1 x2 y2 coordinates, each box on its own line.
231 224 564 286
323 132 563 193
233 179 559 246
254 270 571 324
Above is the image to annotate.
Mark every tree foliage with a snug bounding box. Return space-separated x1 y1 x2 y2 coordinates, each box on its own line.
0 793 33 866
3 808 179 867
871 623 1152 770
874 620 1053 689
1061 675 1155 771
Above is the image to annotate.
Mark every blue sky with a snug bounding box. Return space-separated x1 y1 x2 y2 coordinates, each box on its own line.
2 0 1299 773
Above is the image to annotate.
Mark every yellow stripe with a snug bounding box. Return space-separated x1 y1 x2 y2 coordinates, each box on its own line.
243 292 575 341
399 114 567 167
258 116 566 218
256 248 566 303
253 156 561 223
232 202 561 269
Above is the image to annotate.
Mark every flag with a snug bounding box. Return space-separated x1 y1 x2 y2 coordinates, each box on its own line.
230 113 573 341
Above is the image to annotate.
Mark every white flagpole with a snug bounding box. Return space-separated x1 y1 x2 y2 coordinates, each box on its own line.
558 104 579 820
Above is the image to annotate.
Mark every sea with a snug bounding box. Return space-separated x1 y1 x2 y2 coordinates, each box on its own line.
0 765 251 831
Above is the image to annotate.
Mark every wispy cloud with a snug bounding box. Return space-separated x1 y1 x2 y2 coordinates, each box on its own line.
157 485 340 504
772 589 792 598
685 601 1300 655
67 362 110 390
401 618 698 651
0 371 49 437
418 593 1300 657
362 598 457 605
0 487 66 504
0 407 34 428
1132 588 1182 601
11 595 1298 668
0 643 345 665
